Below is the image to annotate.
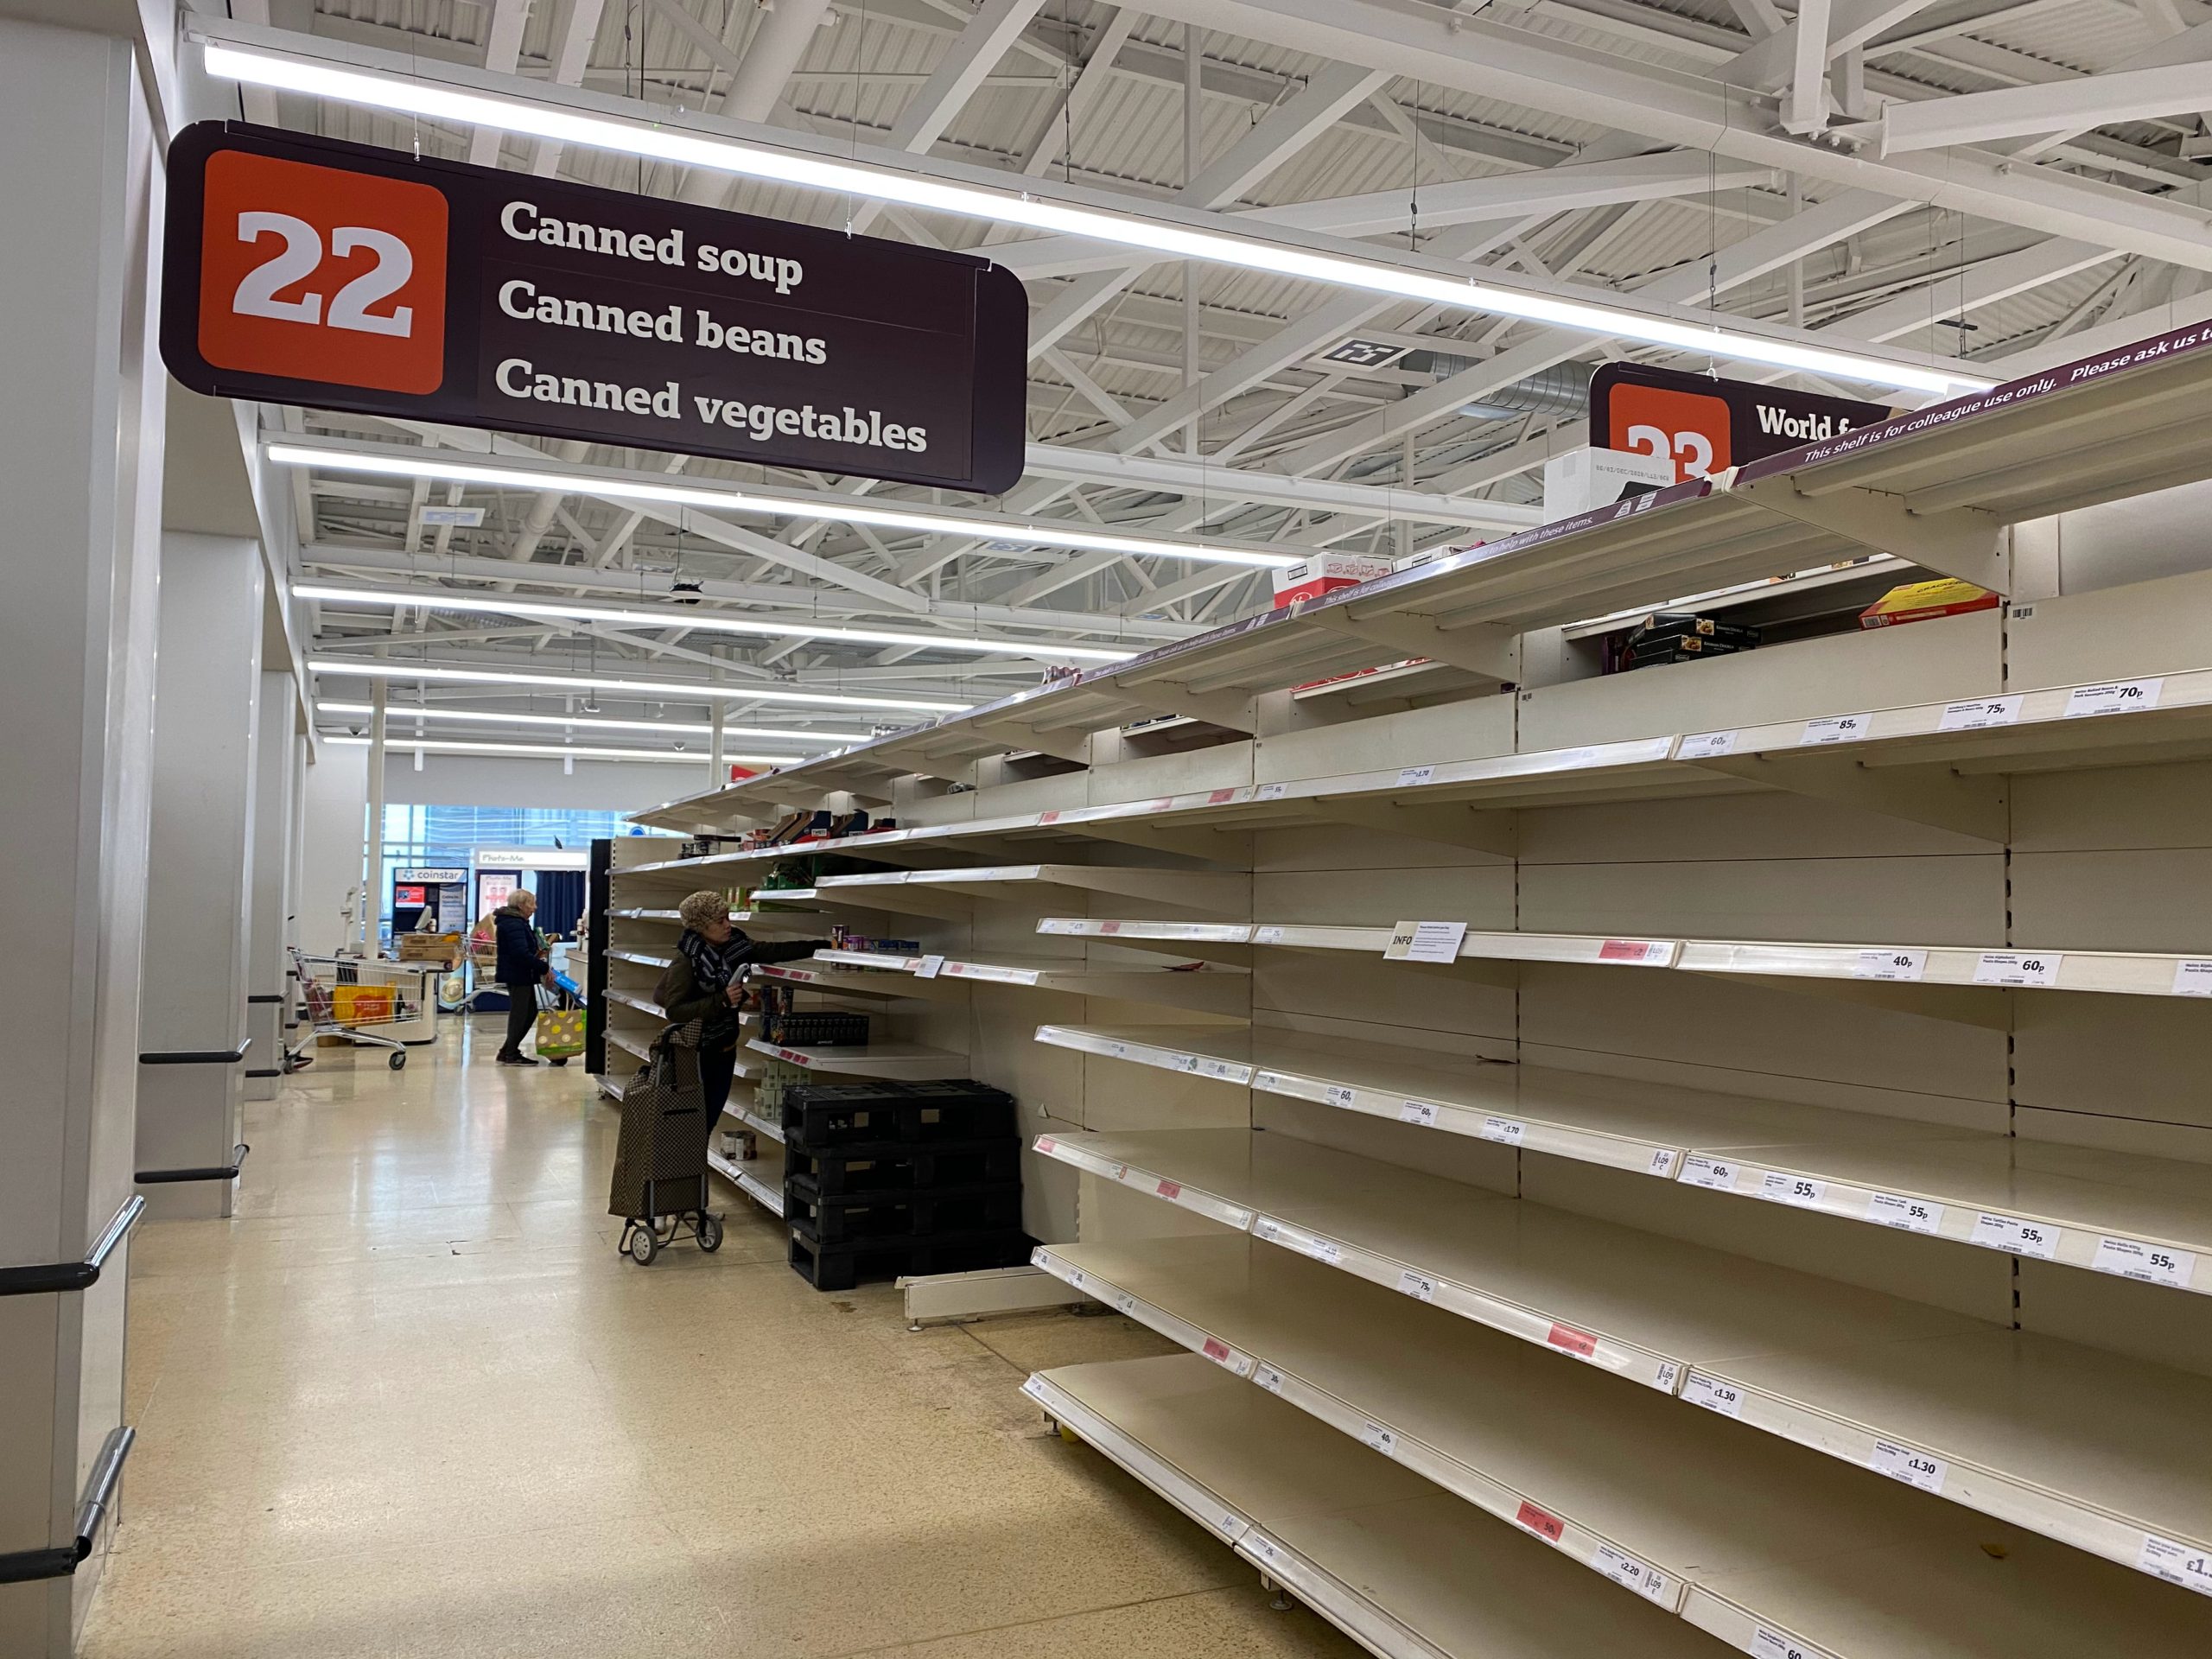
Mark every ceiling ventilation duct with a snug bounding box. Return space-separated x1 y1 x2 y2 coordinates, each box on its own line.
1397 353 1595 423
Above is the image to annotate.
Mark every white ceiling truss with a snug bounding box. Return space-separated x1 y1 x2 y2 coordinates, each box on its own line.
251 0 2212 763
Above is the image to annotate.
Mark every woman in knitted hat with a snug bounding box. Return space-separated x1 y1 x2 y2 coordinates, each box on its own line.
655 891 830 1117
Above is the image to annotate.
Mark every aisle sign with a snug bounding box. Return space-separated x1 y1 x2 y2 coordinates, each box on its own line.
161 122 1027 493
1590 362 1892 482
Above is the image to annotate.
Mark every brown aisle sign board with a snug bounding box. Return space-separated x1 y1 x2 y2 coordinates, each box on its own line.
160 122 1028 495
1589 362 1892 485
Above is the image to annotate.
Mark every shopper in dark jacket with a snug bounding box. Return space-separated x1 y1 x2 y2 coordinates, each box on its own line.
655 889 830 1116
493 893 552 1065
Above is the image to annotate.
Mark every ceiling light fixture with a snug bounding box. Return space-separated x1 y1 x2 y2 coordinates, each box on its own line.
266 443 1296 570
314 701 868 743
296 581 1140 661
202 37 1993 397
321 734 779 765
307 657 969 713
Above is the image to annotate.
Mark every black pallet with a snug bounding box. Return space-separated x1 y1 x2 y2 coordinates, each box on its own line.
785 1224 1031 1292
783 1137 1021 1195
785 1177 1024 1244
780 1081 1015 1147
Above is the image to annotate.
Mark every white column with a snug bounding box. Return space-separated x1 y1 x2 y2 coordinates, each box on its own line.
244 672 298 1101
363 683 388 953
135 535 265 1221
0 16 166 1651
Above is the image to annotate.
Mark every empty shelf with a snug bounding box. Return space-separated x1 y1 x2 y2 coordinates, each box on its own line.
603 988 664 1019
816 947 1250 1014
743 1038 969 1079
1030 1355 1737 1659
1035 1128 2212 1579
605 948 672 969
1033 1235 2212 1658
707 1139 784 1218
753 959 958 1000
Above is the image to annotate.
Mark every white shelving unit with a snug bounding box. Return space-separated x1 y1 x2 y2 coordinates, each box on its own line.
1028 1355 1741 1659
616 327 2212 1658
1032 1236 2212 1656
753 959 963 1001
1032 1128 2212 1577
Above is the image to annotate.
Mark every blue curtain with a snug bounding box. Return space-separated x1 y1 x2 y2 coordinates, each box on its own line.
536 869 586 938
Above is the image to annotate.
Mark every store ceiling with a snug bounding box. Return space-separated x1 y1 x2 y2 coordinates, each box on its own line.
263 0 2212 765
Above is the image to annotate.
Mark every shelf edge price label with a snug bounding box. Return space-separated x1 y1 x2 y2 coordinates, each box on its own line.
1252 925 1286 945
1513 1499 1567 1544
1647 1148 1680 1178
1681 1371 1745 1418
1866 1192 1943 1235
1155 1179 1183 1200
1678 729 1738 760
1112 1291 1136 1315
1357 1421 1398 1458
1395 764 1437 787
2138 1533 2212 1596
1593 1542 1671 1604
1938 695 2023 732
1969 1211 2059 1259
914 954 945 979
1398 1099 1440 1128
1852 947 1927 982
1798 712 1871 746
1200 1336 1251 1376
1255 781 1288 801
1397 1268 1436 1302
1479 1116 1528 1147
1653 1360 1681 1393
1598 938 1669 963
1758 1171 1827 1210
1324 1084 1357 1109
1253 1363 1284 1395
1679 1155 1739 1192
2064 677 2164 718
2093 1236 2196 1288
1383 918 1467 963
1751 1624 1832 1659
2172 959 2212 996
1546 1322 1599 1358
1973 950 2061 988
1870 1440 1948 1494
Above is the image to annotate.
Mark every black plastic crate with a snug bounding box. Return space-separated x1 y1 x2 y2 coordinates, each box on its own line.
783 1137 1021 1195
781 1080 1016 1147
785 1224 1031 1292
785 1177 1024 1243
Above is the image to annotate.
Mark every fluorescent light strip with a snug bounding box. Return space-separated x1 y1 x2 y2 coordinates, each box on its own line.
296 581 1138 661
205 41 1992 397
307 657 967 713
315 701 866 743
323 734 759 765
268 444 1293 570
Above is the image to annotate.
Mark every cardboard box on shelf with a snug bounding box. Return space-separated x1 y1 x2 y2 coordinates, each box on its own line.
1859 578 2000 628
1270 553 1395 608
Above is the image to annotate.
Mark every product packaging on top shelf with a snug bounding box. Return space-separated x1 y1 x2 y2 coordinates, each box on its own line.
1859 578 2001 629
1269 553 1395 608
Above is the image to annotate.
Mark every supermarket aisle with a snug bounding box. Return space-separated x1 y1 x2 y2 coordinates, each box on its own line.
85 1020 1355 1659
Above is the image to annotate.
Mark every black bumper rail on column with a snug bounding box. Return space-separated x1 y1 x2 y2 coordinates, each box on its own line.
137 1038 251 1066
0 1424 135 1585
135 1144 250 1185
0 1196 145 1298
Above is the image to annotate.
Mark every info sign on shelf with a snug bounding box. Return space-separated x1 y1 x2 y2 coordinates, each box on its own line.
159 122 1027 493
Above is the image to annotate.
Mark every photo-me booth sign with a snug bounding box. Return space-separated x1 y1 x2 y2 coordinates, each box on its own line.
159 122 1027 493
1590 364 1893 484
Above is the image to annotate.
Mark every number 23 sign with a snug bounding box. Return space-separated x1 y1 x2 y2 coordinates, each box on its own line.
186 142 449 395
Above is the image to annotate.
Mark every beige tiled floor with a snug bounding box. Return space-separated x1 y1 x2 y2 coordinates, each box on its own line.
83 1021 1359 1659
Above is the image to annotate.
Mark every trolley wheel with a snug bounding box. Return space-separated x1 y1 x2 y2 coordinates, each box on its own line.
387 1051 406 1071
697 1213 724 1253
627 1225 658 1265
550 1057 569 1067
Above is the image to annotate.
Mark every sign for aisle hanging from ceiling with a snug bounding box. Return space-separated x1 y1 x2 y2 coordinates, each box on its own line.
158 122 1028 494
1589 363 1895 485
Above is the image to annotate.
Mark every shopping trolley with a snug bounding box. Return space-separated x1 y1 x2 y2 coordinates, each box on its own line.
287 948 416 1071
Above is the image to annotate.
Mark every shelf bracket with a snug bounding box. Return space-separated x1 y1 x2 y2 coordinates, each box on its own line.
1311 797 1518 857
1681 752 2007 843
969 718 1092 764
1305 609 1521 683
1735 474 2009 594
1109 680 1261 733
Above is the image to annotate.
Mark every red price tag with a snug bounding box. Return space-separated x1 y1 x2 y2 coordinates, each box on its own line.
1515 1500 1565 1543
1157 1179 1182 1199
1546 1323 1598 1358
